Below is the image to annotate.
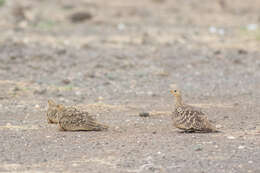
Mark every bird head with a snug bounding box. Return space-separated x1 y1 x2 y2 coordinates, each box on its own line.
170 84 181 97
48 99 56 107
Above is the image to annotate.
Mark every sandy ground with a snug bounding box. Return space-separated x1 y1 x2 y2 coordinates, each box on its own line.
0 0 260 172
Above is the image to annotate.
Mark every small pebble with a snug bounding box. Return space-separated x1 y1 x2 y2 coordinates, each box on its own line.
117 23 126 31
139 112 150 117
62 79 71 84
56 49 66 55
218 28 225 35
147 91 156 96
233 59 242 64
233 103 239 106
13 86 20 92
238 49 247 54
209 26 217 33
34 88 47 95
238 145 245 149
214 50 221 55
69 12 92 23
194 145 203 151
227 136 236 139
246 24 258 31
72 163 78 167
75 91 81 96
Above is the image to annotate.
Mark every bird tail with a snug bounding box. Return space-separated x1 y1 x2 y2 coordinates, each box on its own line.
85 120 109 131
208 124 220 133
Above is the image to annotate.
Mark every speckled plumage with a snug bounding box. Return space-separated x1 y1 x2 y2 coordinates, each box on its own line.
57 105 108 131
170 86 218 133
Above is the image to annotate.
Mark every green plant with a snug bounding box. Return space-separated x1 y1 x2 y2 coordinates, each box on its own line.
0 0 5 7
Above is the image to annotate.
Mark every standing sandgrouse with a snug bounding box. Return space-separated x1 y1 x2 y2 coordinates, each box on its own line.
170 86 218 133
56 104 109 131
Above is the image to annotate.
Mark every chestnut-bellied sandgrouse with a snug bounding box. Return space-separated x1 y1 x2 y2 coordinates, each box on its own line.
170 85 218 133
56 104 108 131
46 100 108 131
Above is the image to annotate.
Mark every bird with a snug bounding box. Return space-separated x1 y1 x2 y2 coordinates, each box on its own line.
56 104 109 131
170 85 218 133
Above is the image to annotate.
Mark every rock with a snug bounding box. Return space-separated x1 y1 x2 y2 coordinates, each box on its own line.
147 91 155 96
34 88 47 95
214 50 221 55
13 86 20 92
209 26 217 33
233 59 243 65
117 23 126 31
62 79 71 84
69 12 92 23
233 103 239 106
139 112 150 117
238 49 247 54
56 49 66 55
227 136 235 139
246 24 258 31
238 145 245 149
218 28 225 35
75 91 81 96
209 26 225 35
194 145 203 151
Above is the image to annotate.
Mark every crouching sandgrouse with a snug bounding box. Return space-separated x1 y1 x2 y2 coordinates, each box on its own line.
56 104 109 131
170 85 218 133
46 100 108 131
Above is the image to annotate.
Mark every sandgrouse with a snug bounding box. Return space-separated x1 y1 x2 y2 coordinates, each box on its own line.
56 104 108 131
170 86 218 133
46 100 108 131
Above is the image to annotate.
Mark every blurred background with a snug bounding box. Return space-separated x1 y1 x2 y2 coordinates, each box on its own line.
0 0 259 100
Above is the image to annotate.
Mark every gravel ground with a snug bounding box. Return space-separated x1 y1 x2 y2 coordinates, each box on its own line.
0 0 260 172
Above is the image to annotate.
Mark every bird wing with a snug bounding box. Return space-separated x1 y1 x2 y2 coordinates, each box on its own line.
184 104 205 115
182 105 215 131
